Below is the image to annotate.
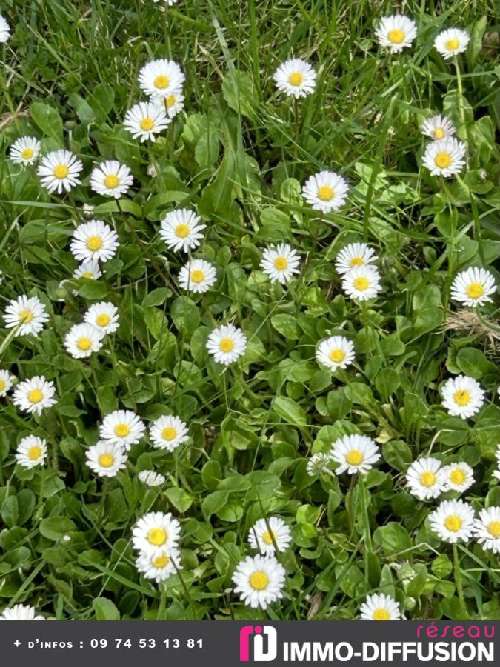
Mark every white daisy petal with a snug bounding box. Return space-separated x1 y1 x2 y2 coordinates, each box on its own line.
154 88 185 118
64 323 104 359
124 101 170 142
74 261 102 280
138 470 165 487
422 137 466 177
306 452 333 477
421 115 456 141
90 161 133 199
84 302 119 334
16 435 47 469
474 506 500 554
0 604 44 621
136 548 180 583
406 457 445 501
248 517 292 555
450 267 496 307
273 58 317 99
160 209 205 253
375 15 417 53
316 336 355 371
429 499 475 543
330 434 380 475
70 220 119 263
9 136 41 166
441 375 485 420
232 555 286 609
139 59 185 98
178 259 217 293
302 171 349 214
12 376 56 415
0 369 15 397
37 150 83 194
206 324 247 366
434 28 470 60
3 295 49 337
86 441 127 478
335 243 377 275
341 265 382 301
441 462 474 494
0 14 11 43
360 593 402 620
132 511 181 555
150 415 189 452
99 410 145 450
260 244 300 284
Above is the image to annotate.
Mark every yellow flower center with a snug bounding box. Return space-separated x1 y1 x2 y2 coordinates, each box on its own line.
453 389 471 407
262 530 275 546
434 152 452 169
77 336 92 351
154 74 170 90
372 607 391 620
0 379 5 391
329 348 346 363
449 468 466 485
317 185 334 201
86 235 103 251
82 272 94 279
433 127 445 140
388 28 405 44
161 426 177 441
21 147 34 160
28 446 42 461
346 449 364 466
27 388 43 404
353 276 370 291
96 313 111 327
53 164 69 179
152 554 171 569
465 282 484 299
165 95 177 109
420 471 437 488
446 38 460 51
219 337 235 353
114 423 130 438
350 256 364 267
140 117 155 131
104 174 120 189
190 269 205 283
249 570 269 591
273 256 288 271
19 308 34 323
444 514 462 532
98 453 115 468
147 527 168 546
175 223 190 238
288 71 303 87
487 521 500 538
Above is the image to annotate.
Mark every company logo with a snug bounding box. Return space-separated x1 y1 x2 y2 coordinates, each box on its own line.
239 625 277 662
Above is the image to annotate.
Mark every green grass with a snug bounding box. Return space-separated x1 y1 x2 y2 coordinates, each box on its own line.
0 0 499 620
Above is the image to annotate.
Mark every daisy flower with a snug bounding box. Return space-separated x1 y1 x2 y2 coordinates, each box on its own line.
64 323 104 359
84 301 119 334
0 14 10 43
37 149 83 194
273 58 317 99
139 59 185 98
474 506 500 554
90 161 133 199
494 446 500 482
86 441 127 478
206 324 247 366
360 593 402 620
342 265 382 301
248 517 292 555
138 470 165 487
260 244 300 284
421 114 455 141
160 89 185 118
152 0 179 4
150 415 189 452
335 243 377 275
74 260 102 280
132 511 181 555
302 171 349 214
15 435 47 469
233 555 286 609
434 28 470 60
450 267 496 307
178 258 217 293
12 376 56 415
9 136 41 166
429 499 475 543
406 457 445 501
422 138 466 177
330 434 380 475
306 452 333 477
316 335 355 372
160 209 206 253
441 462 474 494
3 295 49 337
124 101 170 142
136 548 180 583
0 604 44 621
99 410 145 450
441 375 485 420
375 15 417 53
70 220 119 263
0 369 15 397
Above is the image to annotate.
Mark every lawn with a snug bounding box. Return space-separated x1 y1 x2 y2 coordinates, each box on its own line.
0 0 499 621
